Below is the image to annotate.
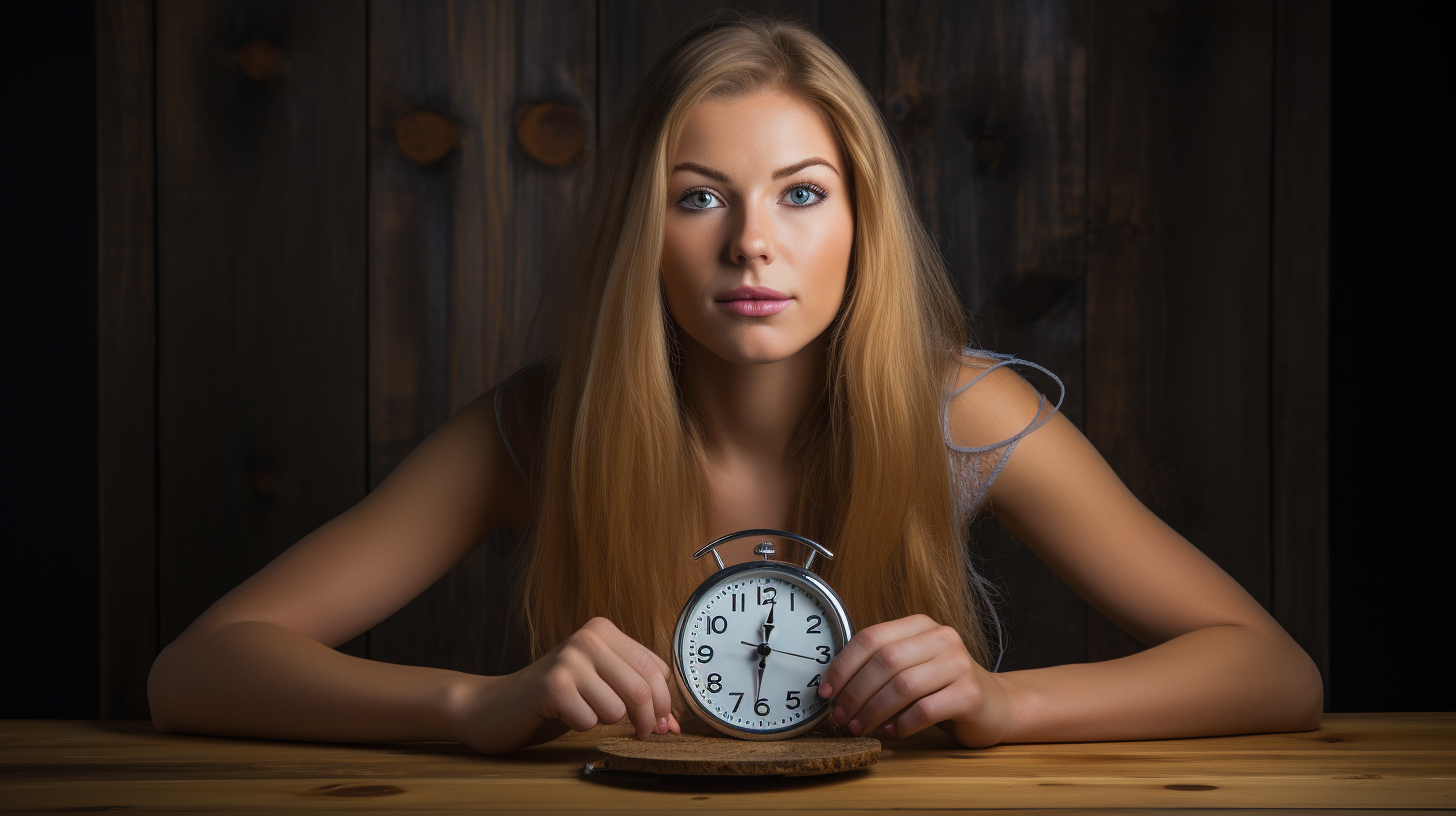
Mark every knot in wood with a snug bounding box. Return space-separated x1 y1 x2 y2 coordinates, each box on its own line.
974 135 999 165
515 102 587 166
394 110 459 165
251 469 279 498
885 92 914 123
235 41 287 82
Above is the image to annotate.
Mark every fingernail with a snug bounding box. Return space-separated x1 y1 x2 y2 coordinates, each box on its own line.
884 722 895 734
656 717 667 734
833 706 846 724
818 682 832 698
848 719 862 735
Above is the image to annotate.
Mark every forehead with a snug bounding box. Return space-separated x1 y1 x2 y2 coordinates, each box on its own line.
672 90 843 175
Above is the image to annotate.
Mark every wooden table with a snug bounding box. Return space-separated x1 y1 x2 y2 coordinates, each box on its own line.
2 715 1452 812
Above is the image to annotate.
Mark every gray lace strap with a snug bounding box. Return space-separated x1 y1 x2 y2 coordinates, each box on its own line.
943 352 1065 454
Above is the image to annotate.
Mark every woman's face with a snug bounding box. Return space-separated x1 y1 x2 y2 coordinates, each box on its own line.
662 89 854 366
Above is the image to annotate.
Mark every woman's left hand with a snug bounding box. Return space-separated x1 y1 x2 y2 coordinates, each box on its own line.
817 614 1015 747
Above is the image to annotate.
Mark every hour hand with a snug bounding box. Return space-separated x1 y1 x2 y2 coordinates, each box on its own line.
763 602 775 641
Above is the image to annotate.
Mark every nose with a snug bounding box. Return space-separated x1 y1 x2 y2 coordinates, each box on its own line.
726 197 776 267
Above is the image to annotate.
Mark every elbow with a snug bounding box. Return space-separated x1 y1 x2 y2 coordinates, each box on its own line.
1272 640 1325 733
146 640 186 734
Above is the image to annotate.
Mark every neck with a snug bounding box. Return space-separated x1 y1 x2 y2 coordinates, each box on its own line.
678 333 827 465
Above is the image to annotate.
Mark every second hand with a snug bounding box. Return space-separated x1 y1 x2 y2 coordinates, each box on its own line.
740 640 820 662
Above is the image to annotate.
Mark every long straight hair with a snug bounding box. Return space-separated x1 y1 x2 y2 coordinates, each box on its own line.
518 13 992 702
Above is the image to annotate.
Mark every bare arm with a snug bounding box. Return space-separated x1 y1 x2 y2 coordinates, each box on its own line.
963 368 1323 742
147 388 680 753
818 364 1321 747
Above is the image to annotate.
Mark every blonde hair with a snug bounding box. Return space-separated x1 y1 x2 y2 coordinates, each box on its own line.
518 12 992 698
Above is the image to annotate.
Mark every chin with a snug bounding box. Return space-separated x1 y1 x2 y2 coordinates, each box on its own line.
705 333 807 366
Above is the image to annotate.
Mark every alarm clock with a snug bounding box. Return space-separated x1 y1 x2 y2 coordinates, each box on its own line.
671 529 854 740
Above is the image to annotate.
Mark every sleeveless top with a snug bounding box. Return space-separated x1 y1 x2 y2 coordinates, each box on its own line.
493 349 1064 522
492 349 1065 672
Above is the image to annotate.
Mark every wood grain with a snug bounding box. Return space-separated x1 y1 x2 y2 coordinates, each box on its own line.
884 0 1090 674
154 0 368 655
1270 0 1331 703
365 0 596 677
1085 0 1275 662
2 715 1451 810
96 0 157 721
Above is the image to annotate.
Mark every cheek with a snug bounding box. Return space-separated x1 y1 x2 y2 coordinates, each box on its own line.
788 209 853 311
661 219 715 313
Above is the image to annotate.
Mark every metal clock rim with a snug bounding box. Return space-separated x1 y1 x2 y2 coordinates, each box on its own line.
672 559 855 740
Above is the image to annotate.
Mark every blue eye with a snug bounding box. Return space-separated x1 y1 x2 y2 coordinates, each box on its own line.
680 189 722 210
784 185 825 207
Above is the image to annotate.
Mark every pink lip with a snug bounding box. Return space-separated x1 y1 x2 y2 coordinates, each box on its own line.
715 285 792 316
717 285 790 301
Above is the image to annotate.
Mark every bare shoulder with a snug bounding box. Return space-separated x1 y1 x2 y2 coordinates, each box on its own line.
942 353 1051 451
372 384 533 532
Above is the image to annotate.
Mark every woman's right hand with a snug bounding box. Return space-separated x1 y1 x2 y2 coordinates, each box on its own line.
458 617 682 754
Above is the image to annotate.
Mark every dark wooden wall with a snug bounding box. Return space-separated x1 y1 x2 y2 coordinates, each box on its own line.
97 0 1329 718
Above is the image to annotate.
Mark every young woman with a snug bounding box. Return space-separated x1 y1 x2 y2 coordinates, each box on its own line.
147 14 1322 754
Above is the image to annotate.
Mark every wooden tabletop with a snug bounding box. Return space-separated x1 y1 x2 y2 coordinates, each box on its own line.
2 714 1452 813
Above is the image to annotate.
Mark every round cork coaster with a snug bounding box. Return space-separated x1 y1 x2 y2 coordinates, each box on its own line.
589 732 880 776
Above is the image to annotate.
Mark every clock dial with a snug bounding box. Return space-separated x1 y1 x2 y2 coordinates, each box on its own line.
678 568 845 734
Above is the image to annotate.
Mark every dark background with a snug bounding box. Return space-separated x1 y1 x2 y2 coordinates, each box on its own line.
2 0 1448 719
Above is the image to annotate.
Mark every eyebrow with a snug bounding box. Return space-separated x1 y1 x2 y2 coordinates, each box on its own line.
671 157 840 183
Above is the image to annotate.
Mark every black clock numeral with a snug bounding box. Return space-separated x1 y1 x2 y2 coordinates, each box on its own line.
729 692 743 713
807 674 821 688
696 645 713 664
785 690 801 710
706 673 723 693
806 615 822 634
709 615 727 634
755 698 770 716
789 592 795 611
815 645 831 664
757 586 776 605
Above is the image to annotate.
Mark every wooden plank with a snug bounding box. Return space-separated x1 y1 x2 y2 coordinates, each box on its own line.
5 775 1453 811
1270 0 1330 704
884 0 1089 673
3 715 1453 810
154 1 368 652
2 716 1453 812
365 0 596 677
597 1 883 140
1085 1 1275 661
7 715 1456 778
96 0 158 720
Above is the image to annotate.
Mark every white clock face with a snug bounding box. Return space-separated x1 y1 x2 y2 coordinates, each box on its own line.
677 567 847 735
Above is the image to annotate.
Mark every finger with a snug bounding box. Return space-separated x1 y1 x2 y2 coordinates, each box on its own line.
585 622 674 736
850 650 965 736
573 664 631 732
585 636 663 739
819 614 940 700
832 623 952 724
602 630 676 735
886 676 981 739
541 669 602 733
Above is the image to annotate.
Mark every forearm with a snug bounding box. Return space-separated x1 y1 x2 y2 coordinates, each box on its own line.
991 624 1323 744
148 620 490 745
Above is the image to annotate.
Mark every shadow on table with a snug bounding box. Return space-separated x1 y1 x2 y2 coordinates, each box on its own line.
579 766 873 793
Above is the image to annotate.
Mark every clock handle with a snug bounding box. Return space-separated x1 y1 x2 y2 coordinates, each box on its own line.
691 529 835 572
